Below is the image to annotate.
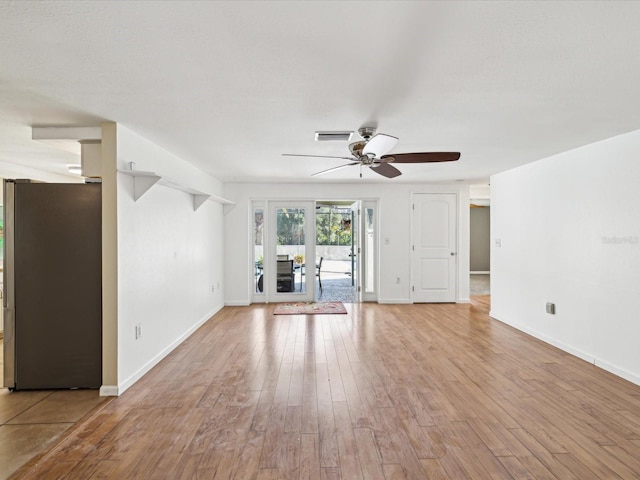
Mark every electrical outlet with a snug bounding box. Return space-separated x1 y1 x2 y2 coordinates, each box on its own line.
135 324 142 339
546 302 556 315
495 238 502 247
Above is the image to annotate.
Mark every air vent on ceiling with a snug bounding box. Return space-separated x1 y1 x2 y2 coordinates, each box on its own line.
315 131 354 142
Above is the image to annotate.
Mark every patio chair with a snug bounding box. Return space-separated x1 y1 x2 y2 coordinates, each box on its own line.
316 257 323 293
277 259 295 292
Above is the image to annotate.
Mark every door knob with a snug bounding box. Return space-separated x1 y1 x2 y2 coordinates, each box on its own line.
450 252 456 256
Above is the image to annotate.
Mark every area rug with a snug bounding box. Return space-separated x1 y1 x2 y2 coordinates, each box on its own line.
273 301 347 315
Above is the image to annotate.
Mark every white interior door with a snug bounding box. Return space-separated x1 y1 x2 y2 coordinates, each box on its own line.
412 193 457 302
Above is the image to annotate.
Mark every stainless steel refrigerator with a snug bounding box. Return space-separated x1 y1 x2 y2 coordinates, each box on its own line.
3 179 102 390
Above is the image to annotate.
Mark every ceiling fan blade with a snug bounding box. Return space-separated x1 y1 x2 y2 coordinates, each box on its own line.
371 162 402 178
362 133 399 158
283 153 354 160
381 152 461 163
311 162 359 177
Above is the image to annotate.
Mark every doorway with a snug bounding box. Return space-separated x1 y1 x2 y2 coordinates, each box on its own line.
315 201 359 303
251 199 377 304
470 202 490 295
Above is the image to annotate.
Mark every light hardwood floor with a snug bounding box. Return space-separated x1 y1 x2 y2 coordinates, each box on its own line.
16 297 640 479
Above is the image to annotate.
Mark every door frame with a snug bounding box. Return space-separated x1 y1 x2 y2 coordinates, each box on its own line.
249 197 379 304
361 200 378 302
350 201 362 302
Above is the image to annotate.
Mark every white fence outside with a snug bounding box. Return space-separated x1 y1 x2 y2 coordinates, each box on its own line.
254 245 352 263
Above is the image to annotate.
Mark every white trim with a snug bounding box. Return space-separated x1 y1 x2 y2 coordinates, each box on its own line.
117 304 223 395
457 298 471 304
594 358 640 387
378 298 412 304
471 271 490 275
490 311 640 387
99 385 119 397
32 126 102 141
225 300 251 306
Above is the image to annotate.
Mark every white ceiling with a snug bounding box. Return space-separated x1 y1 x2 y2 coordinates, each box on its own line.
1 1 640 184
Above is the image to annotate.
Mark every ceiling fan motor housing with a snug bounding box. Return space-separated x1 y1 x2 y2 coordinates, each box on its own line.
358 126 376 140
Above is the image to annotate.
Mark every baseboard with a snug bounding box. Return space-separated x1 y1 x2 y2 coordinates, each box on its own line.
490 311 640 387
225 300 251 306
457 298 471 304
99 385 119 397
471 271 490 275
117 304 223 396
377 298 412 304
490 310 593 363
594 359 640 386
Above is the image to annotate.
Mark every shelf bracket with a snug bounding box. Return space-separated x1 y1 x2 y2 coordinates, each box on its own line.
223 204 236 215
193 194 211 211
133 174 161 201
133 175 160 202
117 169 235 209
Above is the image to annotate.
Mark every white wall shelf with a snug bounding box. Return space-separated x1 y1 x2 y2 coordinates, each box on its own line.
118 169 235 213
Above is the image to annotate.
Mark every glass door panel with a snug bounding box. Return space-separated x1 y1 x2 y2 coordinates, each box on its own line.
253 206 264 297
362 201 378 301
268 202 314 302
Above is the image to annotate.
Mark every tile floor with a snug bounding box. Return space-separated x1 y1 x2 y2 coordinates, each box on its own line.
0 340 108 480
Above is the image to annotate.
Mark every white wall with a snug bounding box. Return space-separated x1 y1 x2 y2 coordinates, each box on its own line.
223 182 470 305
470 206 490 272
491 129 640 386
116 125 225 393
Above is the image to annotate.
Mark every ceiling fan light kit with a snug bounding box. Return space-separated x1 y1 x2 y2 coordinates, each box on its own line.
363 132 398 156
284 126 461 179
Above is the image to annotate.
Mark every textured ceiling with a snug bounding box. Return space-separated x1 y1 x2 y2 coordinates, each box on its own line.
1 1 640 183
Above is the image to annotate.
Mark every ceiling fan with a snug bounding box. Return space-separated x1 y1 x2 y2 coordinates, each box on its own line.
283 126 460 178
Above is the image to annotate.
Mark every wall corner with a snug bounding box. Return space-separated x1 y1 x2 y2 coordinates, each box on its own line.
101 122 118 389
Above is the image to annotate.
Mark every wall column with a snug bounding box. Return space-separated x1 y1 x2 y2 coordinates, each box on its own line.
100 122 118 395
